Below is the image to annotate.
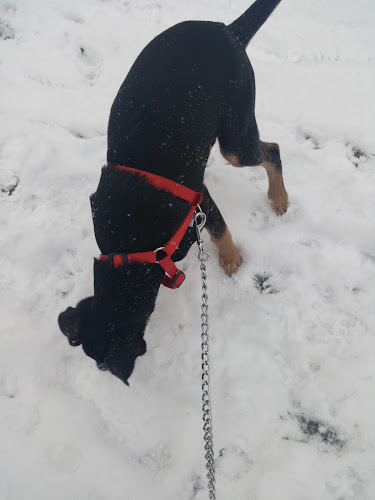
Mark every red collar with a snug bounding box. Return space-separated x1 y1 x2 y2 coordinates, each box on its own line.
99 165 203 289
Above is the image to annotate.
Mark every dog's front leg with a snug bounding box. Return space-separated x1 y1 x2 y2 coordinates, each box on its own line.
201 185 242 277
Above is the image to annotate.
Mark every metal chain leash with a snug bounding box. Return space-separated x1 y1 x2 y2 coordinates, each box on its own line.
194 208 216 500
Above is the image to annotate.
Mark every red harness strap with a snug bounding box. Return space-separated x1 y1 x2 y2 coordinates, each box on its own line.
99 165 203 289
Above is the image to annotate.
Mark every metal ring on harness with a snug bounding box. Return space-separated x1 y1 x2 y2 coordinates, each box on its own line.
153 246 166 263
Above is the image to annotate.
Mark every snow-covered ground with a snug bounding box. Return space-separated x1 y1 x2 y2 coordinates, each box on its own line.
1 0 375 498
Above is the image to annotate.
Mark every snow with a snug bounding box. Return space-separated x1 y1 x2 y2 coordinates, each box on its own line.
1 0 375 498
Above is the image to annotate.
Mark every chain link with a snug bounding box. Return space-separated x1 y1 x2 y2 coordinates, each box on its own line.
194 209 216 500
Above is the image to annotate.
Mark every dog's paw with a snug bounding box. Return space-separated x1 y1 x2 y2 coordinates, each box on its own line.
219 248 242 277
211 228 242 277
268 188 289 216
218 240 242 277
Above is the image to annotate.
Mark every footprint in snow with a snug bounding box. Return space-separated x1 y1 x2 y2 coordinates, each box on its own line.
285 412 345 451
253 273 278 294
300 239 320 249
0 19 15 40
216 445 253 480
345 141 371 168
0 372 18 399
138 443 171 472
0 175 19 196
189 475 204 498
78 45 101 83
296 130 372 169
297 129 323 150
248 209 272 231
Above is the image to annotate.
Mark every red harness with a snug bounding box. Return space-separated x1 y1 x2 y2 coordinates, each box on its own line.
99 165 203 289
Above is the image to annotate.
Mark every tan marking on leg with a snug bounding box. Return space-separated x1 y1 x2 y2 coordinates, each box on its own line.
206 226 242 277
218 140 288 215
219 146 244 168
262 160 289 216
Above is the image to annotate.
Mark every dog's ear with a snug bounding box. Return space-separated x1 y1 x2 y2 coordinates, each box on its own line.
134 338 147 357
58 306 82 346
101 337 147 387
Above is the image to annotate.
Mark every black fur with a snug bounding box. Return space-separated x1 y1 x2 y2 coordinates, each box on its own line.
228 0 283 48
58 1 283 385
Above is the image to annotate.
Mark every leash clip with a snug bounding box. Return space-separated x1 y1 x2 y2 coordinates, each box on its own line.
194 205 206 229
194 207 209 262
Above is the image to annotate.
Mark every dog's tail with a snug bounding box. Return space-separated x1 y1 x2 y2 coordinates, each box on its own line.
227 0 283 48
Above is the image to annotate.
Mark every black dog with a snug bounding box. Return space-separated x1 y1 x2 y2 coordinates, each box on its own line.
58 0 288 385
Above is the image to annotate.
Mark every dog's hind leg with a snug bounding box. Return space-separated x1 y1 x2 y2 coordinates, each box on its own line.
260 141 288 215
219 116 289 216
217 36 288 215
221 140 288 216
201 185 242 277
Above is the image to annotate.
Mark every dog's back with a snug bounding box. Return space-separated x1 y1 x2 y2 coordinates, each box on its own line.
107 0 283 187
107 21 238 187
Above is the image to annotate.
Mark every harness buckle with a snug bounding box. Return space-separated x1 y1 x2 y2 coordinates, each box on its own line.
172 270 185 288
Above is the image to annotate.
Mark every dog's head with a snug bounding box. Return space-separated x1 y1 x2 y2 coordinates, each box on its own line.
58 298 148 386
58 260 164 385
